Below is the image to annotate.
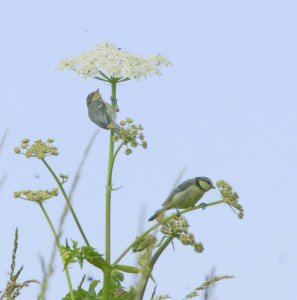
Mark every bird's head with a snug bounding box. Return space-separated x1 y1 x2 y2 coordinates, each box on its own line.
86 89 102 106
196 177 215 192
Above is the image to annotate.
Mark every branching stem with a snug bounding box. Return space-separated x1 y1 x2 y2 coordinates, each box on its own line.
114 199 226 265
103 81 117 300
38 203 75 300
42 159 90 247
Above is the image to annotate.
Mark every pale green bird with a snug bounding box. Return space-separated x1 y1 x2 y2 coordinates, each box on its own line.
86 89 121 134
148 177 215 221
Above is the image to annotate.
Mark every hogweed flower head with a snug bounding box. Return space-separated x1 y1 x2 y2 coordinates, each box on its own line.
132 234 157 253
161 216 189 235
161 216 203 252
113 118 148 155
179 232 195 246
14 139 59 159
14 188 59 204
216 180 244 219
57 43 172 81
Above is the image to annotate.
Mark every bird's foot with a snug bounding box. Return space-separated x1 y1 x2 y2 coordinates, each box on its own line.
112 185 122 191
175 209 181 217
198 202 207 210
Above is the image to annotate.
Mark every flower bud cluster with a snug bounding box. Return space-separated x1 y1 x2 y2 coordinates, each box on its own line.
111 269 125 283
216 180 244 219
161 216 204 253
14 188 59 203
14 139 59 159
113 118 147 155
132 234 157 253
161 216 189 235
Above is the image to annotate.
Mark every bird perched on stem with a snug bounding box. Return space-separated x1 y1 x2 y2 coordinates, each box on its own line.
86 89 121 135
148 177 215 221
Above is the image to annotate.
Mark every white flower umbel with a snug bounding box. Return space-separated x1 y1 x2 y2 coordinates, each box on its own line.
57 43 172 81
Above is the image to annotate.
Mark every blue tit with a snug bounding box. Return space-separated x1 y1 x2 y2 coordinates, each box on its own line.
148 177 215 221
86 89 121 134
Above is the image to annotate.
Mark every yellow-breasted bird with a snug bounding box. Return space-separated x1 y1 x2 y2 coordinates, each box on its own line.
148 177 215 221
86 89 121 134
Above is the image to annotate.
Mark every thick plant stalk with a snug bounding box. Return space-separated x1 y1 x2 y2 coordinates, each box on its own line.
136 235 175 300
103 80 117 300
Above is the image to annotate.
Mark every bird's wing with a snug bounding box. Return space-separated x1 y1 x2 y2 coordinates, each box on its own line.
105 103 117 122
92 101 111 126
100 101 118 124
162 178 195 207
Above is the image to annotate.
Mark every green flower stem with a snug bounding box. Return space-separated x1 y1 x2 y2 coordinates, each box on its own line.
150 235 174 267
38 203 75 300
106 81 117 263
113 199 226 265
110 142 124 179
137 235 175 300
94 76 109 82
42 159 90 247
118 77 130 83
103 81 117 300
99 71 110 80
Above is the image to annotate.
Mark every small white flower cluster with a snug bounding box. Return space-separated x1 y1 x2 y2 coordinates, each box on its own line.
57 43 172 80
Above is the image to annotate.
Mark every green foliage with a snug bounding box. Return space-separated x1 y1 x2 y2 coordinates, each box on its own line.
12 134 244 299
63 280 100 300
60 240 111 272
62 272 136 300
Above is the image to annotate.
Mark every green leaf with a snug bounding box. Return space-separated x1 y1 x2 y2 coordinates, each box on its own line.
62 280 101 300
82 246 112 272
60 241 112 272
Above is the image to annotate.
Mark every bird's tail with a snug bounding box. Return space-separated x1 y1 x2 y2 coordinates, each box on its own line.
148 207 166 221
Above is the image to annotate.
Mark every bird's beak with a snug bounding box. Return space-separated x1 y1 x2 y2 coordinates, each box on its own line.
212 184 216 189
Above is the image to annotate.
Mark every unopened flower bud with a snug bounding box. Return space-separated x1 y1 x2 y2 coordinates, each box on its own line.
14 147 21 154
194 242 204 253
125 148 132 155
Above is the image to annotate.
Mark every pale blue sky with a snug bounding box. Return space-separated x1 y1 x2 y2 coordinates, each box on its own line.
1 0 297 299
